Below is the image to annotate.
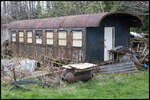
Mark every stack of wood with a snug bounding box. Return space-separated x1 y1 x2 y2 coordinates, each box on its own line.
129 34 149 70
130 36 149 65
138 38 149 64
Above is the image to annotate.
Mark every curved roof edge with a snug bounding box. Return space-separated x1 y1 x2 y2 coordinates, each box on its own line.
99 11 143 27
8 12 143 29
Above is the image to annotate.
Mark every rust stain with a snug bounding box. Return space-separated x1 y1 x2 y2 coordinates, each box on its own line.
8 12 143 29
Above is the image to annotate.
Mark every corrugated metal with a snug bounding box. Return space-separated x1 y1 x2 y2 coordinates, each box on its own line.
7 12 143 29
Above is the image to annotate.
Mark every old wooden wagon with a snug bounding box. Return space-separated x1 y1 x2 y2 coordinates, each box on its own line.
7 12 143 63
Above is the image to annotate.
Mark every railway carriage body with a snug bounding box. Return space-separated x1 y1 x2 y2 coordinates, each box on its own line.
8 12 143 63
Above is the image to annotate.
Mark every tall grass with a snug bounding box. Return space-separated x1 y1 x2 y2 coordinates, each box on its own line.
1 71 149 99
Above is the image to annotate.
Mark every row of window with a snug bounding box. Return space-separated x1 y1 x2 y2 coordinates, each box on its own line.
12 30 82 47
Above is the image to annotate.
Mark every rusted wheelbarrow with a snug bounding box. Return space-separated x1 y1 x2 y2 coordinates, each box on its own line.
61 63 96 83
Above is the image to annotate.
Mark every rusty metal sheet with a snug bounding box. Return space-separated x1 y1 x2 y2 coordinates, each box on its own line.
7 12 143 29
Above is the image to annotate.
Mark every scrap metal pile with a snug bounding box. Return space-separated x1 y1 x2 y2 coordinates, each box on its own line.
107 32 149 67
129 32 149 69
1 57 66 90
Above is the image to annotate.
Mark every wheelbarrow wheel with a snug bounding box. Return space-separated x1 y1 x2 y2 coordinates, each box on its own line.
63 72 75 83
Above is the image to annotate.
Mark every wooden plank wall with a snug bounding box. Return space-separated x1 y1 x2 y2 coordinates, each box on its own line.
10 28 86 63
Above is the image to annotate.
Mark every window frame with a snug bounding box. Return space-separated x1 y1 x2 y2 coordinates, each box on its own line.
11 31 17 42
35 30 43 44
71 30 83 48
57 30 67 47
18 31 24 43
26 30 33 44
45 30 54 45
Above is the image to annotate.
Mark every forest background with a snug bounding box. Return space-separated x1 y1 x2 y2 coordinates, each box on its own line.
1 1 149 33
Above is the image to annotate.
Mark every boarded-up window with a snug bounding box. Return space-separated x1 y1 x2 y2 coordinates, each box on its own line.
46 31 53 45
58 31 66 46
35 30 42 44
27 31 32 43
19 32 24 42
12 32 16 42
72 31 82 47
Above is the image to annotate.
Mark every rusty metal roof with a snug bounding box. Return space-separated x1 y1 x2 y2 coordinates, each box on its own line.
8 12 143 29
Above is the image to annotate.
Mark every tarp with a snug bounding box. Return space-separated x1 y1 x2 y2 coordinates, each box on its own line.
17 59 38 72
130 32 143 38
1 59 38 73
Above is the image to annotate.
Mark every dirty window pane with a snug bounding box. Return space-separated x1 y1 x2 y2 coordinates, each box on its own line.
28 38 32 43
46 31 53 45
72 31 82 47
47 39 53 45
35 30 42 44
19 32 24 37
73 31 82 39
27 32 32 43
36 38 42 44
58 31 66 39
12 33 16 37
12 37 16 42
46 32 53 38
27 32 32 37
59 40 66 46
58 31 66 46
12 32 16 42
19 37 24 42
19 32 24 42
73 40 82 47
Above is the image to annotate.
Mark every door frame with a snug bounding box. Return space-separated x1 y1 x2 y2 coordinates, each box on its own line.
104 26 115 61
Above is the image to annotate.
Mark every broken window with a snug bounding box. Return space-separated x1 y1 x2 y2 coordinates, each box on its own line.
58 31 67 46
46 31 53 45
19 32 24 42
72 31 82 47
27 31 32 43
35 30 42 44
12 32 16 42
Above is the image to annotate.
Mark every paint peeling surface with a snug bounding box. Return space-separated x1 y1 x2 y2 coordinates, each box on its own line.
62 63 97 69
